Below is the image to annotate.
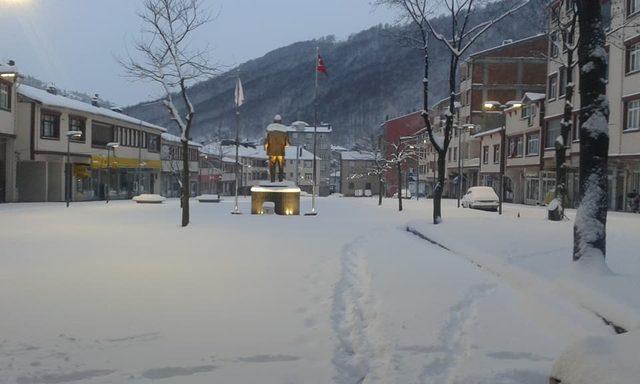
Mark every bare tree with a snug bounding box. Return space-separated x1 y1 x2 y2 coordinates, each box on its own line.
121 0 217 227
377 0 530 223
547 0 579 221
355 134 390 205
388 141 416 211
573 0 609 262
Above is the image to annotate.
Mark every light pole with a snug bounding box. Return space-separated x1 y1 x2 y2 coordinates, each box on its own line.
199 153 207 196
482 101 522 215
65 131 83 207
105 142 120 204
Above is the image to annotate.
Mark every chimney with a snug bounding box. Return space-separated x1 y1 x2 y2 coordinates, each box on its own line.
45 83 57 95
110 106 124 113
7 60 15 66
91 94 99 107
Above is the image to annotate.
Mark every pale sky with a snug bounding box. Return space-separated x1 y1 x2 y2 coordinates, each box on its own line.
0 0 398 106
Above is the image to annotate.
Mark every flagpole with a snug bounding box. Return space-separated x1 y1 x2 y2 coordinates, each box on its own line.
232 75 242 214
306 46 319 216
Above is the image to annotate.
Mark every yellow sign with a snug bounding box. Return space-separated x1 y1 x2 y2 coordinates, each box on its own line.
91 155 161 170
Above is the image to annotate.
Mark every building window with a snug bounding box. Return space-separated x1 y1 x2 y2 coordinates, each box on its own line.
91 122 114 147
628 0 640 16
558 66 567 97
304 160 312 168
625 99 640 131
68 116 86 142
453 147 457 161
493 144 500 164
148 134 160 152
548 74 558 100
526 134 540 155
550 32 559 58
41 111 60 139
0 81 11 111
546 119 562 149
626 42 640 74
482 146 489 164
508 136 524 157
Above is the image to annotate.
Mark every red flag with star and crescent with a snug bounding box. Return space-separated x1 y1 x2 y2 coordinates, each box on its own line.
316 54 328 75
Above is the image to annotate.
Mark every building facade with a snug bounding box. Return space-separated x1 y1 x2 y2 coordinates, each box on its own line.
14 85 164 202
0 63 18 203
339 151 381 197
160 133 200 198
286 121 332 196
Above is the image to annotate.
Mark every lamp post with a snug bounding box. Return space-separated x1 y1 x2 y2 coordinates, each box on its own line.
482 101 522 215
105 142 120 204
65 130 83 207
199 153 207 195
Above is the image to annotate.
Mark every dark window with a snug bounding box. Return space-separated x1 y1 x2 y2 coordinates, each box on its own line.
41 111 60 139
548 74 558 100
627 0 638 17
558 66 567 97
493 144 500 164
546 119 562 149
0 80 11 111
91 122 114 147
482 146 489 164
626 42 640 73
526 134 540 155
624 98 640 131
148 134 161 153
68 116 86 142
550 32 559 58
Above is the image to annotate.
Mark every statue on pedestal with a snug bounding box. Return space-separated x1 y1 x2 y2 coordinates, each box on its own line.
264 114 290 183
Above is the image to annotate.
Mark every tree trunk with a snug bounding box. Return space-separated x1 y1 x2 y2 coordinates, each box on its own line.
181 140 190 227
573 0 609 261
433 150 446 223
397 163 403 211
378 178 383 206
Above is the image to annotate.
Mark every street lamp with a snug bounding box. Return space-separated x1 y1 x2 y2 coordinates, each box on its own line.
105 142 120 204
65 130 83 207
482 100 522 215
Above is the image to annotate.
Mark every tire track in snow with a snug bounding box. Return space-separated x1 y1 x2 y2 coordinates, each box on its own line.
418 283 495 384
331 235 393 384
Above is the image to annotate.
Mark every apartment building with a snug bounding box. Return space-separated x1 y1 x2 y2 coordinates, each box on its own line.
339 150 381 197
0 63 18 203
543 0 639 211
14 84 165 202
381 111 425 197
286 121 332 196
160 133 201 198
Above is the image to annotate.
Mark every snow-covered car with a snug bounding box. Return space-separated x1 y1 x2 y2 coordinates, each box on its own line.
461 186 499 210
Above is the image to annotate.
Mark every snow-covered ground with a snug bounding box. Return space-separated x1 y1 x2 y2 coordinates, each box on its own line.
0 197 637 383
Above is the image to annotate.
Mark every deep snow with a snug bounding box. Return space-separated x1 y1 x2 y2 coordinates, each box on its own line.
0 197 637 383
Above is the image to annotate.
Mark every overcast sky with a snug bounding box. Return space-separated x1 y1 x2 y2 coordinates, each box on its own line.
0 0 398 106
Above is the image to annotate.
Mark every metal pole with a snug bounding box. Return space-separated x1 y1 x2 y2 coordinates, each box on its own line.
499 109 506 215
232 90 241 214
106 149 111 204
66 139 70 207
416 155 420 201
457 124 462 207
295 145 300 187
307 46 320 215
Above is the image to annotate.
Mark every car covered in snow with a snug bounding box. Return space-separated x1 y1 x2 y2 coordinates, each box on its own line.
461 186 499 210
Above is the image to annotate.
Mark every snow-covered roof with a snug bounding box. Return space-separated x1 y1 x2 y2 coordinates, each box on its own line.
161 132 202 147
341 151 380 161
523 92 546 102
468 33 546 59
331 145 348 152
286 125 332 134
210 144 320 161
0 64 19 74
18 84 167 133
473 126 504 138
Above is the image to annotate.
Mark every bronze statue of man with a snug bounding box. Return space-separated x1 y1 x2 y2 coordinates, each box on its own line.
264 115 290 183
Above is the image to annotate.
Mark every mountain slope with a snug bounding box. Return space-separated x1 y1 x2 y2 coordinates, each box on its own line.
124 0 546 146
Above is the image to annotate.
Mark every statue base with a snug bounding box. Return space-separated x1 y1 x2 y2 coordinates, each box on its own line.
251 182 301 215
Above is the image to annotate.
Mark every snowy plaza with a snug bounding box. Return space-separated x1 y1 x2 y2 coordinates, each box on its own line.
1 197 639 383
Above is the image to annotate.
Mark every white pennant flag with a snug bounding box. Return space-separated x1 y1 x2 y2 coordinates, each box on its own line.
234 77 245 107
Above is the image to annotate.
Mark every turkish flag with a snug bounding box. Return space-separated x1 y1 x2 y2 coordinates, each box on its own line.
316 54 327 75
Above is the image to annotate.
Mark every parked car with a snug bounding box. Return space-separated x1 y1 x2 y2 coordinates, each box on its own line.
461 186 499 211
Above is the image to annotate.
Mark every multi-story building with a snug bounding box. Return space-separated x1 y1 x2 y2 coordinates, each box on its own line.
14 84 165 202
339 150 381 197
381 111 425 197
454 34 548 196
0 63 18 203
160 133 200 197
286 121 332 196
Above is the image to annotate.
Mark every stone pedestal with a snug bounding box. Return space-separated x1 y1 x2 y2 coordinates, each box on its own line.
251 182 301 215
